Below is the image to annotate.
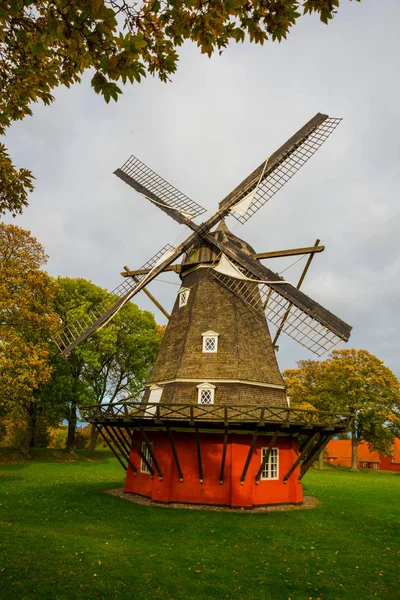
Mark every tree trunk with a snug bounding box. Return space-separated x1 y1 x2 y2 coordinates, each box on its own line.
66 401 77 454
88 424 99 453
19 408 37 456
318 451 324 470
350 424 358 472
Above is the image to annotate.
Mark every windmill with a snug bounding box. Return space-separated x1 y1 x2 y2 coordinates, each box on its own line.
56 113 353 508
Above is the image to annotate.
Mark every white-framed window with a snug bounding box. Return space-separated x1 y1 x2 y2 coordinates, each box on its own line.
373 463 379 469
202 331 219 353
260 447 279 480
178 288 190 307
362 462 368 468
140 441 153 474
197 382 216 405
145 384 163 417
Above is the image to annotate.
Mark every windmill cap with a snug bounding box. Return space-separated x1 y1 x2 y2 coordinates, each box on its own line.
181 220 256 273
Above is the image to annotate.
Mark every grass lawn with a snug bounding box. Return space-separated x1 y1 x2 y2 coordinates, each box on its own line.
0 449 399 600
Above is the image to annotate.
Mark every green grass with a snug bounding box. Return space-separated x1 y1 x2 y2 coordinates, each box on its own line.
0 450 399 600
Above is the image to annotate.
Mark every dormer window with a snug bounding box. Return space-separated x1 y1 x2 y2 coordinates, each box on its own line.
202 331 219 353
197 382 215 405
179 288 190 307
145 384 163 418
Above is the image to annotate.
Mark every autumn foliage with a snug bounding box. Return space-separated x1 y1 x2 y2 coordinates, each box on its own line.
0 1 361 216
0 224 58 412
284 349 400 462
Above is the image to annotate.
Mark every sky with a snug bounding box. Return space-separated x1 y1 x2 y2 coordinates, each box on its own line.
4 0 400 377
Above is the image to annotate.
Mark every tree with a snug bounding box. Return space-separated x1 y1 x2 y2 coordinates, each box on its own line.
0 223 59 452
284 358 337 470
1 0 360 216
324 350 400 471
284 349 400 471
82 301 163 451
52 277 162 452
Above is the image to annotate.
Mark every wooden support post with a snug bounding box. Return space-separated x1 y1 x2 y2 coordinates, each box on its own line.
219 428 228 485
240 431 258 484
298 432 315 454
125 267 171 319
103 425 128 461
255 430 279 484
272 239 321 348
104 425 139 474
195 429 203 484
166 427 183 482
254 244 324 260
117 426 135 452
118 428 139 475
121 264 181 277
299 433 332 480
138 426 163 480
96 425 127 471
282 408 291 428
113 426 132 456
122 427 154 477
283 432 319 483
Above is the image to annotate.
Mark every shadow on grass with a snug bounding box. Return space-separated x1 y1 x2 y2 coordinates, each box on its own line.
0 447 112 466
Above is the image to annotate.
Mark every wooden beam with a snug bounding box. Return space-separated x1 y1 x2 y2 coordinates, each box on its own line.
299 433 332 480
121 264 181 277
138 426 163 480
219 428 228 484
103 425 128 462
112 426 133 457
240 431 258 484
283 432 319 483
123 427 154 477
125 266 170 320
166 427 184 482
255 430 279 483
254 245 324 260
103 425 139 475
195 429 204 484
96 425 127 471
272 239 321 347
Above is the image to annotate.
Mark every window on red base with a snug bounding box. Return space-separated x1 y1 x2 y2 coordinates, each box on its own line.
261 447 279 480
140 442 153 474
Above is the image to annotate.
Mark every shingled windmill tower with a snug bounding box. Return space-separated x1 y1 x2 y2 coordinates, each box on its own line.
54 113 353 508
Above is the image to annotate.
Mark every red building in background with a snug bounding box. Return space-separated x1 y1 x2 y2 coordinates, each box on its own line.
326 439 400 471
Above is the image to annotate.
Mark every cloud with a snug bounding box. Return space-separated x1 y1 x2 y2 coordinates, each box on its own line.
3 0 400 377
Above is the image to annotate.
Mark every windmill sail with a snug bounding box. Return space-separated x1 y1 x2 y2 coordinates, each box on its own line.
115 155 207 220
209 239 351 356
53 244 174 356
219 113 342 224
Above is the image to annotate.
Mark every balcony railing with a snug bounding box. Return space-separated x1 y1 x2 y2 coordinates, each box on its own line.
81 401 352 430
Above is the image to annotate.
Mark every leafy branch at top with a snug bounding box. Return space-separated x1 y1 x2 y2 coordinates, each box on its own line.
0 1 361 216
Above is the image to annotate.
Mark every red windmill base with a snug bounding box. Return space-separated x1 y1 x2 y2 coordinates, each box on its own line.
88 403 352 509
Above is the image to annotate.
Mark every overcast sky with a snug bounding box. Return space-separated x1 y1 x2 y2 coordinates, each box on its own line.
4 0 400 377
